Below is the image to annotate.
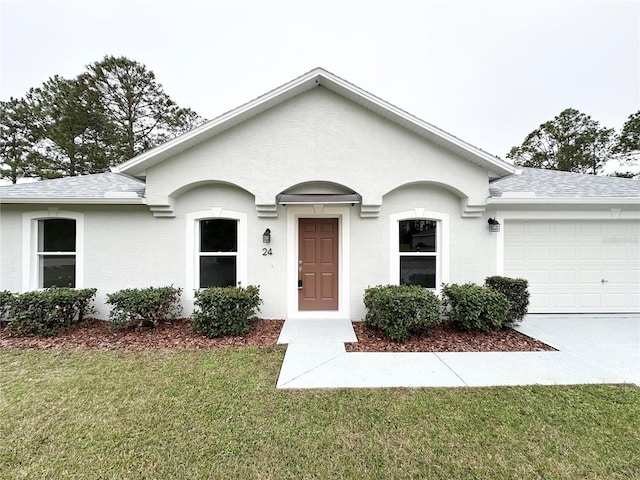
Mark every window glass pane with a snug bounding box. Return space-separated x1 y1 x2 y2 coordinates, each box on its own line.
200 219 237 252
400 256 436 288
38 219 76 252
399 220 437 252
41 255 76 288
200 256 236 288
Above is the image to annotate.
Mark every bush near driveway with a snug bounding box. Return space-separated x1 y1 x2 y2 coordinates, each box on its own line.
485 276 530 327
441 283 510 332
191 285 262 338
2 287 96 336
363 284 442 342
106 286 183 331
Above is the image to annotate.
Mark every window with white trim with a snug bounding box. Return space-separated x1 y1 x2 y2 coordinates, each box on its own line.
398 219 438 288
37 218 76 288
199 219 238 287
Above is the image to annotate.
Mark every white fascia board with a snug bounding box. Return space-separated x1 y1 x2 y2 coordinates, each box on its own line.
487 197 640 205
116 67 515 178
320 74 514 176
0 197 146 205
115 71 321 176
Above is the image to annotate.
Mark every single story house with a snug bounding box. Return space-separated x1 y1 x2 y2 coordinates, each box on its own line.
1 68 639 319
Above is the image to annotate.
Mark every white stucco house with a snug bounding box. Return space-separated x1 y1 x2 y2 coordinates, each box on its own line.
1 68 639 319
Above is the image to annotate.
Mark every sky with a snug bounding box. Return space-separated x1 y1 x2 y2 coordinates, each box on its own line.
0 0 638 161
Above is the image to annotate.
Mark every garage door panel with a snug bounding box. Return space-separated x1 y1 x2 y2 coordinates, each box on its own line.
555 223 576 235
529 222 551 235
579 246 601 260
581 269 603 283
577 223 602 236
603 269 628 283
604 294 628 308
528 246 550 260
577 293 602 308
526 270 550 283
504 245 524 260
504 220 639 313
555 294 577 308
553 246 575 260
553 270 575 283
603 245 627 260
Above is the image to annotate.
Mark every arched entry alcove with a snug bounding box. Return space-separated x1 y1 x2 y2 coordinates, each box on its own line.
277 181 361 206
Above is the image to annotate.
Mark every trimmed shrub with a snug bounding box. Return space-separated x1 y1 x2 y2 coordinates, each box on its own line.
0 290 15 327
3 287 96 337
191 285 262 338
441 283 510 332
106 286 183 331
363 284 442 342
485 276 530 327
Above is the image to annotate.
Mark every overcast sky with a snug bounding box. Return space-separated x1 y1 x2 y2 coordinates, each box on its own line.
1 0 638 160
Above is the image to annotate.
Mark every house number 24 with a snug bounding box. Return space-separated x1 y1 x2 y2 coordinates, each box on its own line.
262 248 272 256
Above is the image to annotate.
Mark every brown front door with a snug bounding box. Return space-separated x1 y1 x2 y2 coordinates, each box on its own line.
298 218 339 310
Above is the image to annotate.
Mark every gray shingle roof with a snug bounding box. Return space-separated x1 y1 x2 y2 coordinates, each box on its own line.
2 167 637 203
0 173 146 199
490 168 640 198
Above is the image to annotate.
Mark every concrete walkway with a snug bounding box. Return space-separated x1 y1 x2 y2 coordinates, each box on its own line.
276 315 639 389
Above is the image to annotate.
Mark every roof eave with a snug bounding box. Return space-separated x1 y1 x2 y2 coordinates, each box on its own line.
487 197 640 205
115 68 515 178
0 197 146 205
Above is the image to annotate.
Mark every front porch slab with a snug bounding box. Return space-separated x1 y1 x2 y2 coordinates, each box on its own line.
277 318 357 344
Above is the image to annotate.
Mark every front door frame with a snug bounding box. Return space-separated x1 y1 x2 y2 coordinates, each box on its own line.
286 205 350 319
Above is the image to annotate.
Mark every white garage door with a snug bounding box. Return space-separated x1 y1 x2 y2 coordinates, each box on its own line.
504 220 640 313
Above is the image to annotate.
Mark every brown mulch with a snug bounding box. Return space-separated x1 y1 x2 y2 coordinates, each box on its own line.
0 318 284 351
0 318 554 352
345 322 555 353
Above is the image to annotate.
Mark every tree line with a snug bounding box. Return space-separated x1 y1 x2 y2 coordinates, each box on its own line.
0 56 205 183
507 108 639 177
1 58 638 182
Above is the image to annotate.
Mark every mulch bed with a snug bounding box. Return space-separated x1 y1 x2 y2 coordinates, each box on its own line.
0 318 284 351
345 322 555 353
0 318 554 352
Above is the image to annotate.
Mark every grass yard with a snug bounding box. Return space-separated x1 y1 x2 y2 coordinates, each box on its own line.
1 348 638 479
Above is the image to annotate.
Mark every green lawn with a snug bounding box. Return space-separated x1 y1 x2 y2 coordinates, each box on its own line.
1 348 638 479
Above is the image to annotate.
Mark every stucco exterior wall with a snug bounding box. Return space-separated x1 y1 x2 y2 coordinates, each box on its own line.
144 88 490 212
173 183 289 319
1 204 184 318
0 88 506 321
0 205 23 292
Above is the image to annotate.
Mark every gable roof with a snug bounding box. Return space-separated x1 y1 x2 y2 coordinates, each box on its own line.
489 168 640 203
113 67 515 178
0 173 145 204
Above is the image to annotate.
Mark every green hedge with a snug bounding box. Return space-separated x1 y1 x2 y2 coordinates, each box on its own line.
2 287 97 337
485 276 530 327
106 286 183 331
191 285 262 338
0 290 13 327
441 283 510 332
363 285 442 342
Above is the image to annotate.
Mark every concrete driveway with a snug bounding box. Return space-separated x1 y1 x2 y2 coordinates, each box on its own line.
276 315 639 389
515 314 640 386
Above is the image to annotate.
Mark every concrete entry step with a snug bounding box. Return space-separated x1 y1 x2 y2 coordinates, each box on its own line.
277 318 357 344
